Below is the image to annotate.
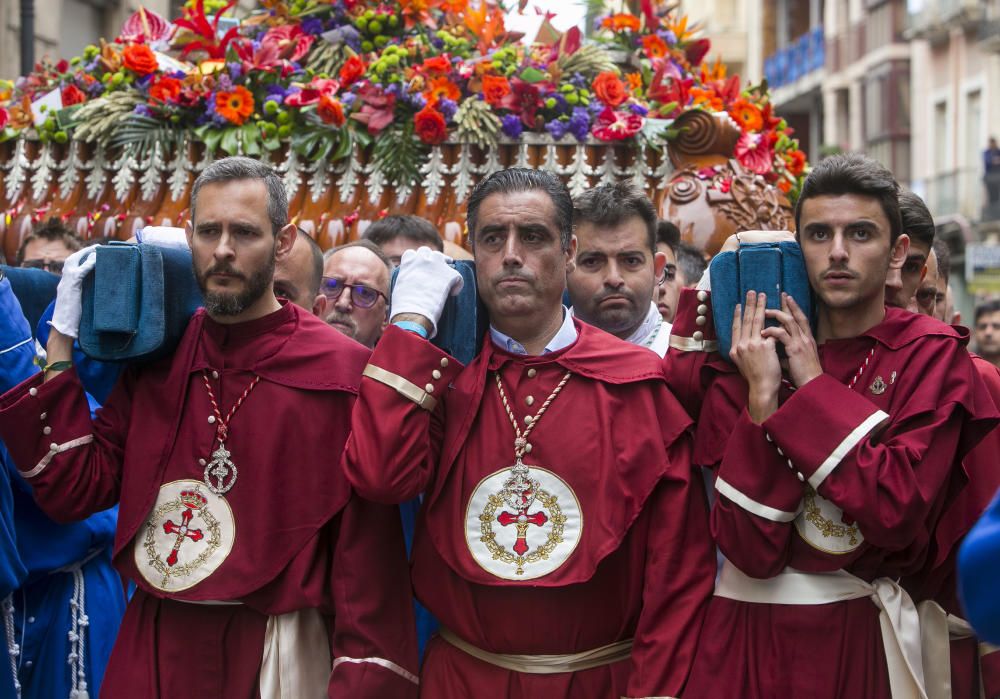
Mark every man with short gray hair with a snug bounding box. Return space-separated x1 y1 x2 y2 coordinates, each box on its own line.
0 156 419 697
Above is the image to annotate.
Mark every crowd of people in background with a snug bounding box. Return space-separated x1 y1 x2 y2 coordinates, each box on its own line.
0 151 998 698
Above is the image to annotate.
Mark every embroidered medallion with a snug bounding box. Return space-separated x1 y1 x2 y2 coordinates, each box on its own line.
869 376 887 395
465 464 582 580
794 486 864 554
134 479 235 591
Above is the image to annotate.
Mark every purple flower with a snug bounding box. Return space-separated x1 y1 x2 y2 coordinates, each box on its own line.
570 72 587 89
569 107 591 141
341 92 357 107
437 98 457 120
133 104 153 117
501 114 523 139
407 92 428 109
660 29 677 45
629 103 649 116
266 84 289 100
545 119 569 140
217 73 234 91
227 62 243 80
301 18 324 36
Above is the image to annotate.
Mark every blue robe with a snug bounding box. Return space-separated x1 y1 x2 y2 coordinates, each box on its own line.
960 489 1000 645
0 277 125 699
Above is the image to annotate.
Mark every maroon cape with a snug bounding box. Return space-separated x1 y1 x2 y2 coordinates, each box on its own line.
346 321 715 698
0 302 418 698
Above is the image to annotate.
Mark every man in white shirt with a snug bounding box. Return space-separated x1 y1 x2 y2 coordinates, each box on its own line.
567 182 671 356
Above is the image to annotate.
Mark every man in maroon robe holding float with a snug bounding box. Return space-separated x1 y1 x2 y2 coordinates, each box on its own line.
665 153 999 698
344 167 715 698
0 157 419 698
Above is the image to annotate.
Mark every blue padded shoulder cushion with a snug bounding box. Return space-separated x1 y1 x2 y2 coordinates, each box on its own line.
710 241 814 361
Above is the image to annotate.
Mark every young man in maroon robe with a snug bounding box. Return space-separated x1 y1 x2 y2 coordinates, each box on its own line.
344 168 715 698
0 157 419 698
664 153 999 698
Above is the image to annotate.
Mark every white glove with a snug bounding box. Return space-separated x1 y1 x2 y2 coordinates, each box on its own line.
137 226 189 251
390 247 464 339
50 247 97 339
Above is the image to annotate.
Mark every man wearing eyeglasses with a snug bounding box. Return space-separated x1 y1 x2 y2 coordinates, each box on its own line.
566 182 671 357
16 220 82 276
321 240 391 349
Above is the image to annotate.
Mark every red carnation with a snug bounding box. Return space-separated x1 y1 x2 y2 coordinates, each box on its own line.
414 104 448 144
339 55 366 86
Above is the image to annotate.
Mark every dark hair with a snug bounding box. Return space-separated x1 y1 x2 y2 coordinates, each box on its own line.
795 153 903 244
325 239 393 274
362 215 443 252
17 219 82 264
676 242 707 284
656 220 680 253
898 190 935 250
298 232 325 296
933 239 951 283
466 168 573 250
572 182 657 252
190 156 288 236
975 299 1000 322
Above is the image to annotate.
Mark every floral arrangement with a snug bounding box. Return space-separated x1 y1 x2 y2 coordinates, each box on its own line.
0 0 807 196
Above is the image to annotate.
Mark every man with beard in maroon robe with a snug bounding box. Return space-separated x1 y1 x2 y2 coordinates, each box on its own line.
665 153 998 698
0 157 418 698
344 168 715 698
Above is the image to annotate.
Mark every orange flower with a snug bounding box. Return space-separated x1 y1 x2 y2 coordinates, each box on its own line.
414 104 447 144
728 98 763 132
784 149 807 176
482 74 510 107
149 76 182 103
625 72 643 92
420 55 452 75
216 85 254 125
318 95 345 126
601 13 641 32
425 76 461 104
701 56 727 83
777 178 792 193
592 71 628 108
641 34 667 59
690 86 723 111
123 43 159 76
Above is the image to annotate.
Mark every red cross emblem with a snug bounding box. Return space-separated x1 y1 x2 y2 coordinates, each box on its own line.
162 490 207 566
497 507 548 556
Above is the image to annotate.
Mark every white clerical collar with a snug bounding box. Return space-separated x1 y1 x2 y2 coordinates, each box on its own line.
623 302 665 347
490 307 577 355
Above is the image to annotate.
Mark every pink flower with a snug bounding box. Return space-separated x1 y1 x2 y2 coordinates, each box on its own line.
591 107 644 141
350 84 396 135
284 78 340 107
735 132 775 175
500 78 543 127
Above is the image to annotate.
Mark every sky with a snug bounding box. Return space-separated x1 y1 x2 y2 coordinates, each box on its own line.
503 1 589 42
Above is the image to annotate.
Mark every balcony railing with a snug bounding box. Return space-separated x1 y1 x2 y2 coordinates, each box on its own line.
915 168 1000 222
764 26 825 89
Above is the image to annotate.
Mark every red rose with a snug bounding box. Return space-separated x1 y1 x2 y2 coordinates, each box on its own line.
592 71 628 108
61 84 86 106
481 75 510 107
414 104 447 144
339 55 366 86
149 76 182 103
56 59 70 73
318 95 345 126
123 44 159 76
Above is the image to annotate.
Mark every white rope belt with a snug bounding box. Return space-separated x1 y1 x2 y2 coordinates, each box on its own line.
715 559 928 699
439 627 633 675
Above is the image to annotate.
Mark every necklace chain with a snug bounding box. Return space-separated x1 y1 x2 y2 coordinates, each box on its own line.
202 370 260 443
495 370 572 459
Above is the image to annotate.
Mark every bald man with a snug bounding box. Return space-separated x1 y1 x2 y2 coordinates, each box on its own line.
273 231 327 316
321 240 391 348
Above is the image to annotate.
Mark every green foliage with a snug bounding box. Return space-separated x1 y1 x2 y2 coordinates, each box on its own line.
370 122 428 189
